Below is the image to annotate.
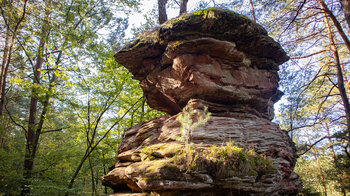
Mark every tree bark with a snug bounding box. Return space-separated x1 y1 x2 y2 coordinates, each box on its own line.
307 133 328 196
322 7 350 146
88 157 96 195
0 0 28 116
0 29 10 148
158 0 168 24
319 0 350 53
324 123 347 196
21 3 50 194
340 0 350 30
0 30 10 109
179 0 188 15
249 0 256 22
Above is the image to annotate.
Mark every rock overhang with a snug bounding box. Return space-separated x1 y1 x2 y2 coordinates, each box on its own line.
115 8 289 72
114 8 289 118
104 8 301 196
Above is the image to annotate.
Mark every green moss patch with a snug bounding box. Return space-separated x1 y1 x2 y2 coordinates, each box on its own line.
194 142 276 179
140 142 276 180
140 143 183 161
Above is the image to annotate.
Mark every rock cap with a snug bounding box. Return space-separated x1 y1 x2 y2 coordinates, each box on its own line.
115 8 289 118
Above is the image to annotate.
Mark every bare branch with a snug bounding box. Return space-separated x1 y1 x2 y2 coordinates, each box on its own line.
281 0 307 36
290 49 328 59
298 136 331 156
41 127 70 134
4 104 27 134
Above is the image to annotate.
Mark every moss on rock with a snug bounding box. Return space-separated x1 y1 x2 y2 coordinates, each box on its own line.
139 142 276 181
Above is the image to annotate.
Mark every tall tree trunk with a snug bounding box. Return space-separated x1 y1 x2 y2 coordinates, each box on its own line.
158 0 168 24
179 0 188 15
318 0 350 53
324 123 347 196
313 150 328 196
249 0 256 22
0 29 10 109
0 0 28 116
88 156 96 196
102 153 108 194
307 133 328 196
21 3 50 194
0 29 11 148
67 147 91 195
322 7 350 146
340 0 350 29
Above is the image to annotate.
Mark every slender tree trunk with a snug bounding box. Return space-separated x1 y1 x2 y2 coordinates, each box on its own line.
22 93 51 195
140 97 146 122
0 120 9 148
102 153 108 194
67 149 91 195
88 157 96 195
313 150 328 196
0 0 28 116
324 123 347 196
158 0 168 24
21 4 50 194
307 134 328 196
340 0 350 29
0 29 10 147
0 29 10 111
249 0 256 22
322 8 350 145
66 99 140 195
319 0 350 53
179 0 188 15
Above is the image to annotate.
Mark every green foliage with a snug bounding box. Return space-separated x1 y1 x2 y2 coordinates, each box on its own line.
176 106 211 145
164 142 276 179
0 0 159 195
0 146 24 195
295 153 350 196
0 0 349 195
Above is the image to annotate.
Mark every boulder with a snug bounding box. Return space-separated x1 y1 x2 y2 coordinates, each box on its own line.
103 8 301 196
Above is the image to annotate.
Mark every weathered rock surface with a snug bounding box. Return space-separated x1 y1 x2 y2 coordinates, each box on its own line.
103 8 301 196
114 8 286 119
103 100 301 195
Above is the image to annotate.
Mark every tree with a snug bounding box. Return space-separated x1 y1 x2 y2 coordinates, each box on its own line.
0 0 28 117
259 0 350 194
158 0 168 24
340 0 350 29
0 0 141 194
22 1 51 194
180 0 189 15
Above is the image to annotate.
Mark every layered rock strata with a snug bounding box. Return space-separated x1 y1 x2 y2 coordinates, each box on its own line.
103 8 301 196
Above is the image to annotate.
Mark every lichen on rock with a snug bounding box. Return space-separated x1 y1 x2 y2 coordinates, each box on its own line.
103 8 301 196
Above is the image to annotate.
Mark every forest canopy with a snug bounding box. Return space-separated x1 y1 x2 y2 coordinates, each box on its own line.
0 0 349 195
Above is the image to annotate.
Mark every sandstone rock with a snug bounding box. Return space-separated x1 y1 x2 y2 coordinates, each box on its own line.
103 8 301 196
103 102 301 195
114 8 286 118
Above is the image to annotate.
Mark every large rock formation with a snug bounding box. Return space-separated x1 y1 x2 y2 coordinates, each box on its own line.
103 8 301 196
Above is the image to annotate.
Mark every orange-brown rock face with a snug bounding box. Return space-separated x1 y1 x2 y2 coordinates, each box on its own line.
103 8 301 196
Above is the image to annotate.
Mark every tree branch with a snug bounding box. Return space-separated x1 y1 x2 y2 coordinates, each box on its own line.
281 0 307 36
41 127 70 134
318 0 350 53
5 103 27 134
290 49 328 59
